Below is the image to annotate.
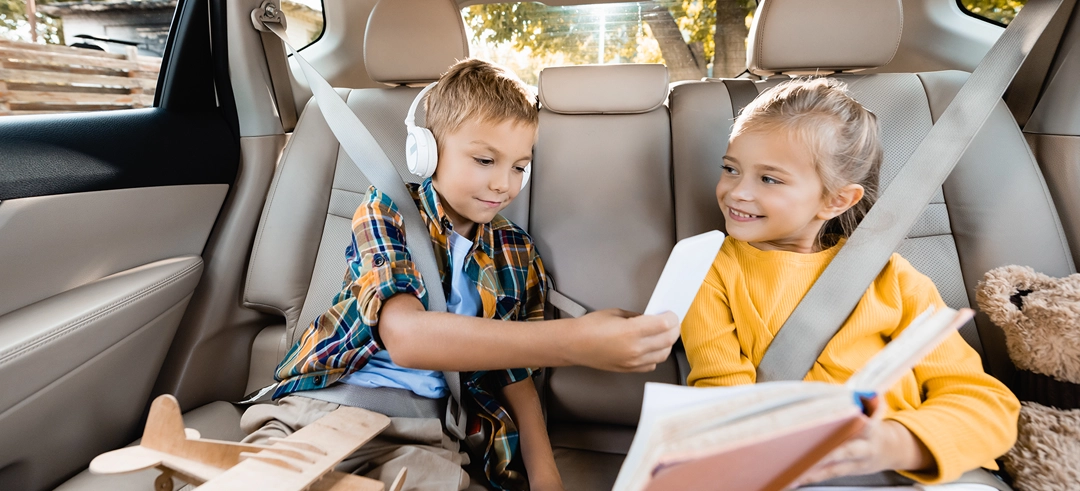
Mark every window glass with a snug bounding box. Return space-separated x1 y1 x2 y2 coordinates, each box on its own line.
280 0 325 49
0 0 323 117
462 1 757 85
0 0 174 116
959 0 1027 25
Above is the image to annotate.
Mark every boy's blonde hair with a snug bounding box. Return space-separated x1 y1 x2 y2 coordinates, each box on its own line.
425 59 538 146
731 78 882 248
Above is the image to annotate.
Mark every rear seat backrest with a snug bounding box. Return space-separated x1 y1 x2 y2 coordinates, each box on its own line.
241 0 530 373
672 0 1075 383
530 64 679 469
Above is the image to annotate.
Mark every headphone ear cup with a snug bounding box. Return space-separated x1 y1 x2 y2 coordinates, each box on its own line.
406 126 438 179
520 164 531 191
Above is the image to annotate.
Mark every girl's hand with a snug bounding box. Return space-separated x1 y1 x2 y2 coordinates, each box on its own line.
786 419 934 489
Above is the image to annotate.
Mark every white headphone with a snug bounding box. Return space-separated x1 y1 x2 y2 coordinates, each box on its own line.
405 82 531 190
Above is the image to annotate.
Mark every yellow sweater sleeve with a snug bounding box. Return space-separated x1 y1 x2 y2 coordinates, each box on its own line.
681 264 755 387
885 258 1020 484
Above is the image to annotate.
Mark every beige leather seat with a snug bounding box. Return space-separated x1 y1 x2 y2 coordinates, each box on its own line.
530 63 683 490
671 0 1074 384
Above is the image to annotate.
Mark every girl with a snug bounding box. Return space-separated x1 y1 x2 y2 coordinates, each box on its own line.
681 78 1019 488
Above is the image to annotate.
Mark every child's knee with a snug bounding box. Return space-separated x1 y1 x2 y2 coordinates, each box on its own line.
239 395 339 442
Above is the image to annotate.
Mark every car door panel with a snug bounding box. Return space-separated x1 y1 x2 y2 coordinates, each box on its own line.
0 184 228 317
0 0 238 487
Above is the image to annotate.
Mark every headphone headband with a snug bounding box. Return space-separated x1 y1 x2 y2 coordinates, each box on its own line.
404 82 439 128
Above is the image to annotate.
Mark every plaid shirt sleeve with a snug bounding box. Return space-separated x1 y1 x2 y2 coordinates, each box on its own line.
351 186 429 330
272 186 427 396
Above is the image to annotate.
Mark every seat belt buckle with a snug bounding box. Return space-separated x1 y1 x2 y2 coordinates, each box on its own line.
251 0 287 32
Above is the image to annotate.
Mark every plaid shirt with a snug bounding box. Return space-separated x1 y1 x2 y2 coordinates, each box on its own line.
274 178 547 490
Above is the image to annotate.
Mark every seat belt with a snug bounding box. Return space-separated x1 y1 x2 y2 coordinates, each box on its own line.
756 0 1077 384
252 3 467 440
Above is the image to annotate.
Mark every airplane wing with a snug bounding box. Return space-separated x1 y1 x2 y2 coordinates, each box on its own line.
196 406 391 491
89 446 164 475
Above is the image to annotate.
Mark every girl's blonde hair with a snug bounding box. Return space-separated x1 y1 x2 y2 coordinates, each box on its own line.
731 78 882 248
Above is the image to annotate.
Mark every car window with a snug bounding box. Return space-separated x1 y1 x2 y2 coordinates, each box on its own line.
462 1 758 84
281 0 325 49
0 0 322 118
0 0 176 116
959 0 1027 25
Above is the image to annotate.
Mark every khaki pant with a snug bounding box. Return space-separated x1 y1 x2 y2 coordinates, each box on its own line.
241 395 484 491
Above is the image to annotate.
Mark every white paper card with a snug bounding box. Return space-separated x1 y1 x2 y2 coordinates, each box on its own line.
643 230 725 322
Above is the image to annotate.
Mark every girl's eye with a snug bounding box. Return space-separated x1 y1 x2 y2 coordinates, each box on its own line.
513 165 527 173
474 157 494 166
721 164 739 175
761 175 781 185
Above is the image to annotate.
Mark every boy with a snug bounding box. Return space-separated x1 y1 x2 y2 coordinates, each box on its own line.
242 59 678 491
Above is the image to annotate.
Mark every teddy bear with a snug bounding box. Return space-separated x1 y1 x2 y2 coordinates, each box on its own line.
976 265 1080 491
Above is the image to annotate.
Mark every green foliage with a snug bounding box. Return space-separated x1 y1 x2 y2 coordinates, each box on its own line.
0 0 67 44
963 0 1026 24
465 3 655 67
676 0 755 67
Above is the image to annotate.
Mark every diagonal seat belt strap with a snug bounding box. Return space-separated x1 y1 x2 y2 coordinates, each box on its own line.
756 0 1077 383
253 5 468 439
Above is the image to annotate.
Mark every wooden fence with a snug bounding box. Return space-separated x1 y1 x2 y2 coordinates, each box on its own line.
0 39 161 116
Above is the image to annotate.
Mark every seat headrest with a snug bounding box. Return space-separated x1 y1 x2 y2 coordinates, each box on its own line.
747 0 903 76
538 64 669 115
363 0 468 85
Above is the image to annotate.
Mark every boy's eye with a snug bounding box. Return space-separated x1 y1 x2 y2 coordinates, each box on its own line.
513 165 527 173
761 175 781 184
474 157 494 165
721 164 739 175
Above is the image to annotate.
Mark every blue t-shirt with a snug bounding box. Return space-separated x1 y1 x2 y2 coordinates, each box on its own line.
340 231 480 398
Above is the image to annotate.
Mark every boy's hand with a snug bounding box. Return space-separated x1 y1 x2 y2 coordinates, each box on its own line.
786 419 934 488
568 309 680 372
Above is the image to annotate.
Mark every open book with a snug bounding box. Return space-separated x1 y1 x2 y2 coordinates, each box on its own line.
613 306 975 491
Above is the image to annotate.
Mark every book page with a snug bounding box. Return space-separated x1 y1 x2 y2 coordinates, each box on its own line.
656 391 860 466
643 230 725 322
656 383 844 442
845 307 974 397
613 382 836 491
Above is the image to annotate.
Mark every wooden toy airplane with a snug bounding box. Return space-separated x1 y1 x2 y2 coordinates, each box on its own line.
90 394 406 491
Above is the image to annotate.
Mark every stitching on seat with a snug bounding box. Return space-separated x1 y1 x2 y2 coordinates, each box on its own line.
889 3 904 66
0 259 203 368
1011 111 1078 271
755 0 772 74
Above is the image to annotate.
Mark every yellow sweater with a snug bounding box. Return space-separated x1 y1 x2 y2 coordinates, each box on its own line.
681 238 1019 484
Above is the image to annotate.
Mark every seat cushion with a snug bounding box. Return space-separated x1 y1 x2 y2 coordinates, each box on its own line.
554 447 626 491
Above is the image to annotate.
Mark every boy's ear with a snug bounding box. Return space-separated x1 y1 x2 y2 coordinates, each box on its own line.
818 183 865 220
